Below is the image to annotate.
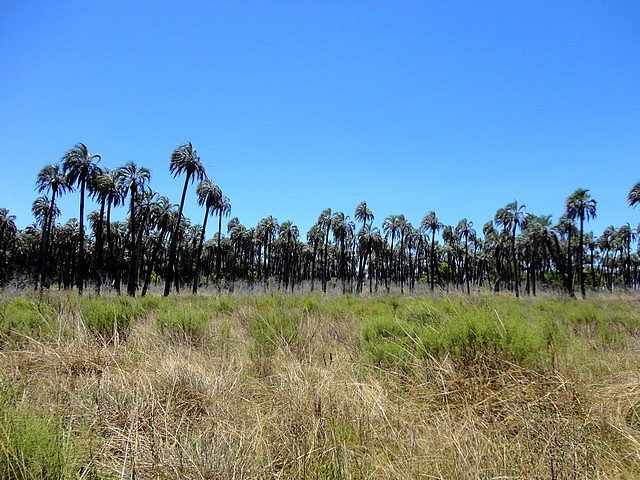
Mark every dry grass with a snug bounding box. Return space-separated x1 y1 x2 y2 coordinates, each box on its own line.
1 293 640 479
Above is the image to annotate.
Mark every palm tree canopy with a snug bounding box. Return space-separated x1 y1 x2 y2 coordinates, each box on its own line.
421 211 443 234
117 162 151 196
566 188 597 222
170 142 206 183
355 201 374 226
628 182 640 208
196 179 222 210
36 164 71 196
32 196 59 225
62 143 101 186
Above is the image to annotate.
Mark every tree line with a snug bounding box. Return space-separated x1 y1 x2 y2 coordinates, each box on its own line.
1 142 640 298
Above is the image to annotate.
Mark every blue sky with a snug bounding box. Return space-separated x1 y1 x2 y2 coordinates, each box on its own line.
1 1 639 238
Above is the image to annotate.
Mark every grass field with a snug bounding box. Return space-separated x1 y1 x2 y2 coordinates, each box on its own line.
1 291 640 479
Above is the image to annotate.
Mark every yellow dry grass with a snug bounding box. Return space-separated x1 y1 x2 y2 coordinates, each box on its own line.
1 293 640 479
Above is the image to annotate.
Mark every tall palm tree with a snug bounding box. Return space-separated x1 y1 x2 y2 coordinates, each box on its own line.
192 179 221 293
553 215 576 296
332 212 354 294
521 214 552 296
617 223 635 289
421 211 443 292
382 214 401 291
35 164 70 289
62 143 101 294
164 142 206 295
256 215 279 288
117 162 151 296
87 166 108 293
141 196 175 296
306 224 323 292
92 169 125 293
495 201 526 297
354 201 374 292
597 226 615 291
455 218 475 295
317 208 332 293
213 193 231 283
0 209 17 282
628 181 640 208
565 188 597 298
279 220 299 290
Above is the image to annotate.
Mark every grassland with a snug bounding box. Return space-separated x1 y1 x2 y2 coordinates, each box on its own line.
1 291 640 479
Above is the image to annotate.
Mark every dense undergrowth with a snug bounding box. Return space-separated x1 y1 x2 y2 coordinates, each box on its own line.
1 292 640 478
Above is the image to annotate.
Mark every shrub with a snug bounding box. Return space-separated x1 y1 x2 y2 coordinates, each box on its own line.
362 298 566 371
250 309 301 358
157 302 211 344
80 296 139 341
0 383 94 479
0 298 55 347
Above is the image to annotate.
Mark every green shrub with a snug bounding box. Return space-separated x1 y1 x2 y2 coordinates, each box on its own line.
0 384 94 479
0 298 56 347
362 298 566 371
250 309 301 357
157 302 211 343
80 296 139 341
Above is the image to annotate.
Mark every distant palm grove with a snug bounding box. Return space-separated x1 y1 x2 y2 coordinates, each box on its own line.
1 142 640 299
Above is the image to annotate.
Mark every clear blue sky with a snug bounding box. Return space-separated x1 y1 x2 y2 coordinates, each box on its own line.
1 1 639 238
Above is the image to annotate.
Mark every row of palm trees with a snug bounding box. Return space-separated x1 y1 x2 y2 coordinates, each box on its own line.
1 142 640 298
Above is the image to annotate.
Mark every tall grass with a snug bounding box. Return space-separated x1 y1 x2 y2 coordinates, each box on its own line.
0 292 639 478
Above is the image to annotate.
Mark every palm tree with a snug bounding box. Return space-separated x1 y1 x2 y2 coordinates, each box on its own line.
279 221 299 290
317 208 332 293
521 214 552 296
141 196 176 296
306 224 323 292
62 143 101 294
35 164 70 289
565 188 597 298
92 169 125 293
0 209 17 282
192 179 221 293
495 201 526 297
617 223 635 289
332 212 354 294
212 193 231 284
628 182 640 208
256 215 279 288
164 142 206 295
455 218 475 295
597 226 615 291
354 201 374 292
117 162 151 296
87 167 108 293
421 211 443 292
382 214 401 291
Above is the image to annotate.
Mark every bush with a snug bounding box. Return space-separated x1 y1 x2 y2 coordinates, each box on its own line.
250 309 301 358
80 296 140 341
0 298 55 347
362 298 566 371
157 302 211 344
0 383 94 479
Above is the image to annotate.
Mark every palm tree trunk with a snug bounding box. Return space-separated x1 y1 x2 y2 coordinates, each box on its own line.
216 211 223 283
94 198 106 294
164 174 191 296
430 232 436 292
579 216 586 299
192 207 210 294
127 187 138 297
322 228 330 293
77 179 86 295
